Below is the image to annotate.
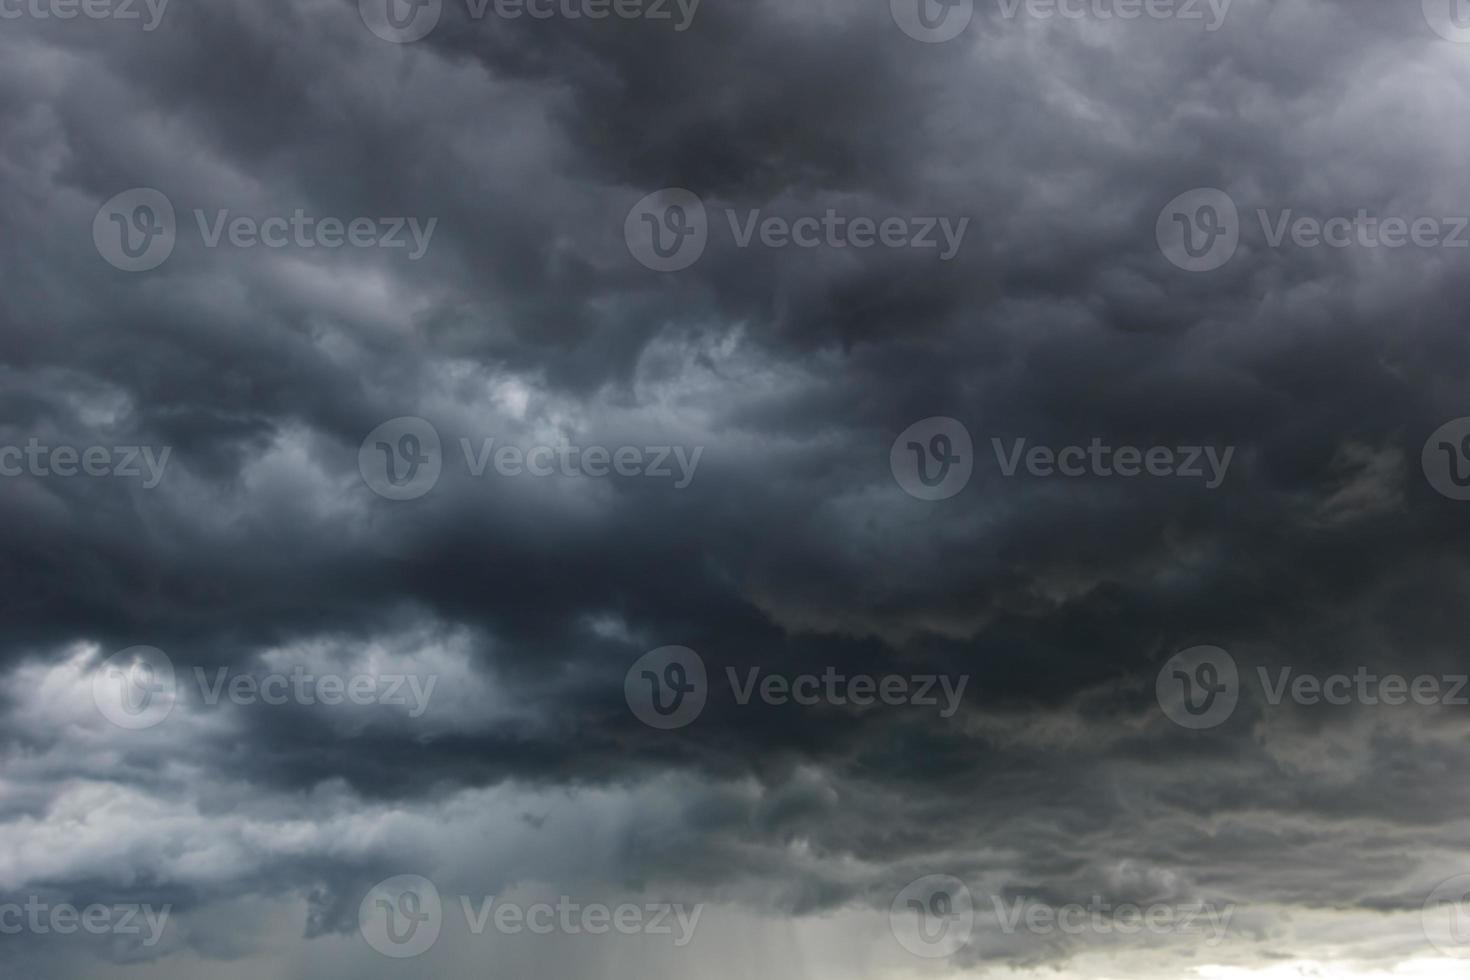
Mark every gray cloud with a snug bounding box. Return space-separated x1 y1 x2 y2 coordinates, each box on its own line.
3 0 1470 976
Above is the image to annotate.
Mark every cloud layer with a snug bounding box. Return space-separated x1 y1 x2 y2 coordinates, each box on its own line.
5 0 1470 976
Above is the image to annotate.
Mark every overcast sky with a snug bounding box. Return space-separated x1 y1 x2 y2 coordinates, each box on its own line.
6 0 1470 977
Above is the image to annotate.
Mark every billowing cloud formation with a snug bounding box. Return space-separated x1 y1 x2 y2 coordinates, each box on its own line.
4 0 1470 976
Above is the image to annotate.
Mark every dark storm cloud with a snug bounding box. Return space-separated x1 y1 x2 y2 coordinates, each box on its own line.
5 0 1470 975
